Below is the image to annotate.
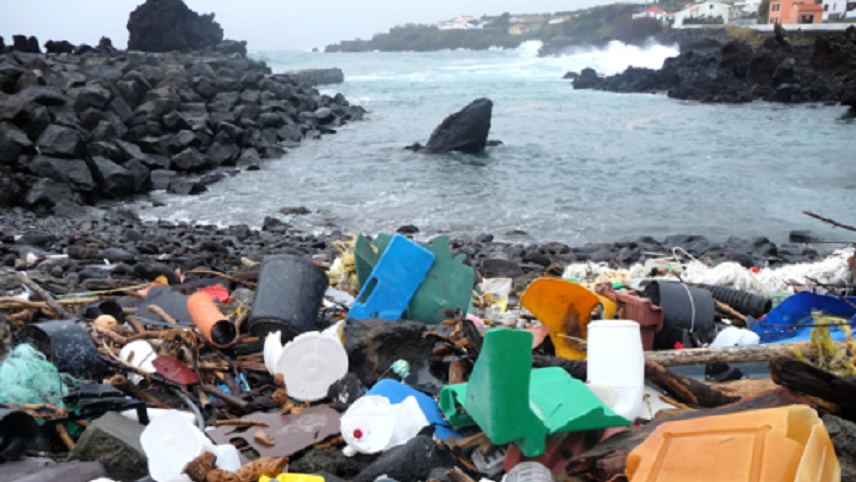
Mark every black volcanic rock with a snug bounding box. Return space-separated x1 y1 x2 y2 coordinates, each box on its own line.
423 98 492 155
127 0 224 53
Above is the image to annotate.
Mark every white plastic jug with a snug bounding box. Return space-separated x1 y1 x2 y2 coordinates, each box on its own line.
140 411 240 482
340 395 429 456
119 340 157 384
587 320 644 421
710 326 760 348
275 331 349 402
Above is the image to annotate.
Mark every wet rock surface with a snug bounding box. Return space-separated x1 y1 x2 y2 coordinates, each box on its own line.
0 31 363 215
574 25 856 109
422 98 493 155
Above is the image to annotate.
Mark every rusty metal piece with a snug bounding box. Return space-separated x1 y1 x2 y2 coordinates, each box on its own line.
207 405 341 462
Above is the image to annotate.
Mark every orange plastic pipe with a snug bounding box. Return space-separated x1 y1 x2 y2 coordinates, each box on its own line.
187 292 237 348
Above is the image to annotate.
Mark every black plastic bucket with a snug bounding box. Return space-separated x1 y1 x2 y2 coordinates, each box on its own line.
247 254 329 343
0 409 38 460
690 283 772 318
643 281 716 349
17 320 104 380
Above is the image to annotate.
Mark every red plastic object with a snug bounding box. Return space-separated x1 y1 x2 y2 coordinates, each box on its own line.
152 355 200 385
599 286 663 351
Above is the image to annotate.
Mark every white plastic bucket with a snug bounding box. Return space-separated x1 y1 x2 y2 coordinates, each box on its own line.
587 320 644 421
140 411 240 482
710 326 760 348
119 340 157 384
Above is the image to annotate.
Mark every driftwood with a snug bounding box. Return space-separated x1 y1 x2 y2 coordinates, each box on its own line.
769 355 856 417
16 272 70 318
643 341 849 367
108 374 170 409
644 361 739 407
566 387 825 482
81 278 144 291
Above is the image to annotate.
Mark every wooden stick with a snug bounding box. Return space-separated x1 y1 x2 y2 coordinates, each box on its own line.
147 305 178 324
201 385 249 411
15 273 70 318
94 325 129 345
125 315 146 334
803 210 856 233
56 424 75 450
184 270 257 287
108 374 170 409
211 420 270 428
714 300 747 326
643 341 850 367
0 296 98 309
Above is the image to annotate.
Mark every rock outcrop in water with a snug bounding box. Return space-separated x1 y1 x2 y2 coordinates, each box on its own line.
574 25 856 110
419 98 493 155
0 30 363 214
127 0 227 53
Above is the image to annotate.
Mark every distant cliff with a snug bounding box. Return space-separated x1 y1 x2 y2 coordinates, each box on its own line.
325 25 524 53
326 6 666 54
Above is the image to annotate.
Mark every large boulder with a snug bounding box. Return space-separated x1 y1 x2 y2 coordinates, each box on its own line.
91 157 135 198
573 67 604 90
36 124 82 157
423 98 493 155
343 318 434 387
68 412 148 482
127 0 224 53
0 122 33 164
28 156 96 193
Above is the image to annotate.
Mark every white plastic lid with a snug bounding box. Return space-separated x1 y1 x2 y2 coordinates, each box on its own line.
340 396 396 454
275 331 349 401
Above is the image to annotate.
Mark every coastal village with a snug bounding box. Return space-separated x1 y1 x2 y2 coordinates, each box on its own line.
431 0 856 35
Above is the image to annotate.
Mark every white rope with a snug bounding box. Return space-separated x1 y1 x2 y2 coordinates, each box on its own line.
680 283 696 333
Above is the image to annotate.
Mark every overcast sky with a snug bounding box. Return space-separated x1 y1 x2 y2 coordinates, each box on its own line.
0 0 617 52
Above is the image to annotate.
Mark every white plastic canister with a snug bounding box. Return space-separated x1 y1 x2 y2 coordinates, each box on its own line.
586 320 644 421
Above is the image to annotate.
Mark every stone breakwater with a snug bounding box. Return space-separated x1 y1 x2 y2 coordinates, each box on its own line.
0 206 827 295
573 25 856 108
0 37 364 214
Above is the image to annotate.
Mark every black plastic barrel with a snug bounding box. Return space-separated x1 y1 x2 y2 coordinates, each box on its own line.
0 409 39 460
247 254 329 343
17 320 105 380
689 283 772 318
643 281 716 350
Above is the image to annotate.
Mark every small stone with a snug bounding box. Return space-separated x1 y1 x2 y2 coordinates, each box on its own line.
254 430 276 447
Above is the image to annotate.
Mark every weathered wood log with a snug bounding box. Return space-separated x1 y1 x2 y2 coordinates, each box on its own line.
80 278 143 291
16 272 70 318
769 355 856 417
566 387 825 482
643 341 849 367
645 361 740 407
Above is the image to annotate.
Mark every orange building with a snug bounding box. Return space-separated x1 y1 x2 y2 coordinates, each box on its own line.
768 0 823 24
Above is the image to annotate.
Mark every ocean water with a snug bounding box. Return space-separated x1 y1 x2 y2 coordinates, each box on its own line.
127 41 856 245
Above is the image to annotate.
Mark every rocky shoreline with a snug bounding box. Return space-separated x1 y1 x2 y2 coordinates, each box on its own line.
572 25 856 110
0 36 362 215
0 205 831 297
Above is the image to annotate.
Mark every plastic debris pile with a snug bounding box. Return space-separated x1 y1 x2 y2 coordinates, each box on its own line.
1 232 855 482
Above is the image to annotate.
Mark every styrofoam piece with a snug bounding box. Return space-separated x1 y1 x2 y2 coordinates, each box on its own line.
711 326 761 348
263 331 284 375
340 395 429 456
140 410 240 482
586 320 644 421
119 340 156 384
121 408 196 425
275 331 349 401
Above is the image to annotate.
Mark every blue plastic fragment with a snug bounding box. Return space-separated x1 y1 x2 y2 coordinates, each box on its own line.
752 291 856 343
366 379 460 443
348 235 436 320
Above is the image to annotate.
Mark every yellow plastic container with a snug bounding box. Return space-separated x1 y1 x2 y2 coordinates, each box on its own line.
260 475 325 482
520 278 602 360
626 405 840 482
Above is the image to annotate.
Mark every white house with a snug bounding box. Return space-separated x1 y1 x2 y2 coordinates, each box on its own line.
734 0 763 16
674 1 736 26
821 0 851 21
633 6 667 20
437 16 483 30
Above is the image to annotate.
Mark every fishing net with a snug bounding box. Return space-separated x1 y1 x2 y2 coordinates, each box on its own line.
0 344 73 407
